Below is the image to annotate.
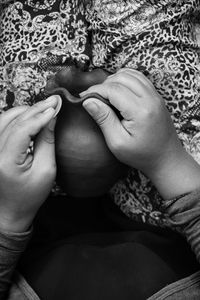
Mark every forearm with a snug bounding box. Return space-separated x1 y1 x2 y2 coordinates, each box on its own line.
146 145 200 200
146 144 200 261
144 141 200 261
0 227 32 299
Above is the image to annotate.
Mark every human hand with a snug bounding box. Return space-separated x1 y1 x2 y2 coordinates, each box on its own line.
82 69 200 199
82 68 182 175
0 95 62 232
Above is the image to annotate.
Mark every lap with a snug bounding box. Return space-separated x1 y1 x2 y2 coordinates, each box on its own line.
19 195 199 300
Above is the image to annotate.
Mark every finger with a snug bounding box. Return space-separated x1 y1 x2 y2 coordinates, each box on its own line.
81 81 139 118
0 106 29 153
121 119 135 136
18 95 61 121
0 95 61 153
83 98 129 149
4 107 56 166
118 67 154 83
105 69 154 97
33 118 57 176
0 105 29 134
81 73 146 101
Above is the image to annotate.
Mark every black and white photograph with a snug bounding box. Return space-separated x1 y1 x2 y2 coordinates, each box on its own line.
0 1 200 299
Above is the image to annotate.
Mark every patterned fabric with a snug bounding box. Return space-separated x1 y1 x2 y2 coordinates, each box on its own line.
0 0 200 227
0 0 91 109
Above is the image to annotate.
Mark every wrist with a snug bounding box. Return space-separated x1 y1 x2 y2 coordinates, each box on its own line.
0 211 34 233
146 144 200 200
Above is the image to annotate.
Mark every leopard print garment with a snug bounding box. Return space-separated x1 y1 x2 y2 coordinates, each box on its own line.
0 0 200 227
0 0 91 109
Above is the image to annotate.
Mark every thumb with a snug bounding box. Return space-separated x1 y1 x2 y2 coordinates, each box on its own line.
33 118 57 174
83 98 126 148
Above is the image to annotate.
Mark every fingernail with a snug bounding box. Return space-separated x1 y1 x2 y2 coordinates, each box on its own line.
83 99 100 115
79 90 89 97
43 107 55 114
48 117 57 131
54 96 62 117
45 95 61 103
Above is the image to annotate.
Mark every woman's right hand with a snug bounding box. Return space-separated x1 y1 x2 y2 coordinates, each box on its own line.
82 68 182 175
82 69 200 199
0 95 61 233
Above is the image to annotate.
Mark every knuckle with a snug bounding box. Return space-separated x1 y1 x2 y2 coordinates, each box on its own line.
107 82 122 95
107 72 126 83
32 111 42 119
96 109 111 126
32 113 43 123
13 119 24 131
102 81 124 98
117 70 131 81
116 73 127 82
32 102 41 110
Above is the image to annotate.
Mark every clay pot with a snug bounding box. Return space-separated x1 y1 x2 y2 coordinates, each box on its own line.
46 67 128 197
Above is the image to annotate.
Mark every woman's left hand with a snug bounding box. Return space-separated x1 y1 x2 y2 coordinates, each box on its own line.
0 96 61 232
